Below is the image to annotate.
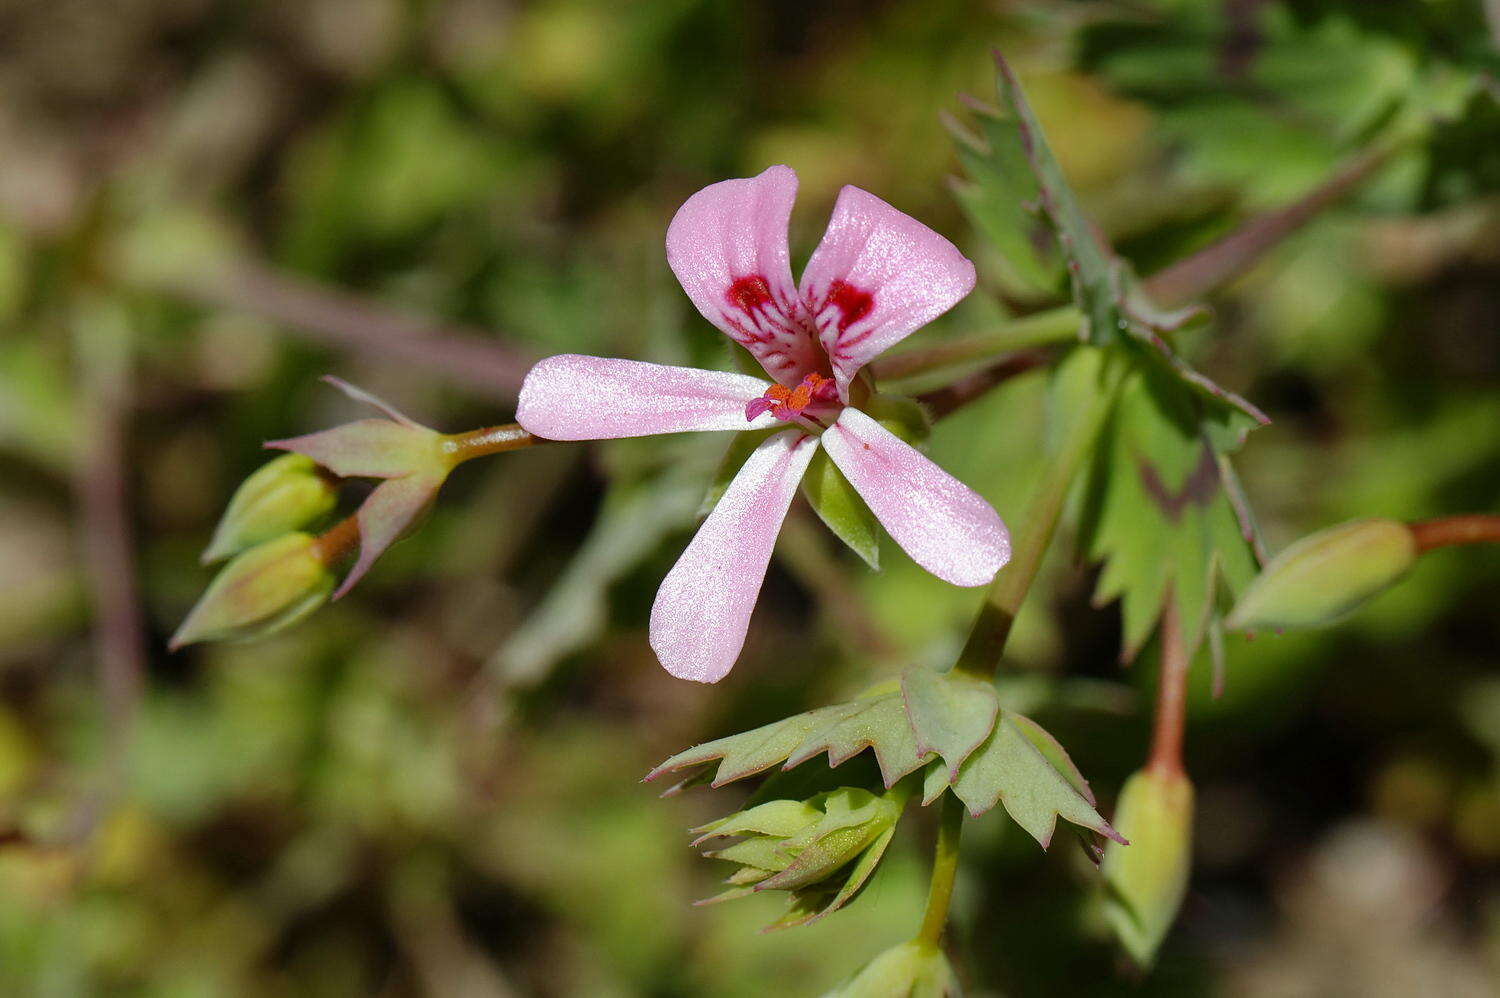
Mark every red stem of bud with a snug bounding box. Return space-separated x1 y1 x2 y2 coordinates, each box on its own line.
312 514 361 565
1409 514 1500 553
1147 597 1189 779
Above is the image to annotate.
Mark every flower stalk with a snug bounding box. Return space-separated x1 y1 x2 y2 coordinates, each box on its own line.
1147 598 1188 779
916 792 966 948
1409 514 1500 552
953 352 1127 680
441 424 539 465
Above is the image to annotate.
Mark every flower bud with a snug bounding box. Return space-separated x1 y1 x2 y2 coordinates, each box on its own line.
170 533 334 649
264 377 459 599
1100 766 1194 967
202 454 338 564
1226 518 1417 632
821 940 959 998
691 786 907 929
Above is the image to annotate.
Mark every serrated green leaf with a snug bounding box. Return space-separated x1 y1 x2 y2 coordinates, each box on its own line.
1077 360 1263 663
782 693 931 789
648 692 932 793
646 702 865 789
984 54 1268 427
802 449 882 569
989 56 1123 349
901 667 999 781
1007 712 1096 806
948 97 1064 297
949 712 1121 848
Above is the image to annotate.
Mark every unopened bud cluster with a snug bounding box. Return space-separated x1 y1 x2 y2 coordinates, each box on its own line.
174 379 460 649
691 786 907 930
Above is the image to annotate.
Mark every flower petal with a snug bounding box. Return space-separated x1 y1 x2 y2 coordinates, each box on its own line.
650 430 818 682
334 473 443 599
516 355 777 440
800 186 976 398
821 408 1008 586
666 165 821 386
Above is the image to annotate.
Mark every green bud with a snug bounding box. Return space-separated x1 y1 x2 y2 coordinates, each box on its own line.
692 786 907 929
1100 767 1194 968
202 454 338 564
170 533 334 650
1226 518 1417 632
821 940 960 998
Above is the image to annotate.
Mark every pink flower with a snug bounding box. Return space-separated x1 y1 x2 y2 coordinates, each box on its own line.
517 166 1010 683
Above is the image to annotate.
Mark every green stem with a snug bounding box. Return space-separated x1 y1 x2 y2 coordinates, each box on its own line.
874 306 1081 381
953 353 1126 679
916 792 966 948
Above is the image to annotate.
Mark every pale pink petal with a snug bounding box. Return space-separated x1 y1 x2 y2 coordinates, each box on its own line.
821 408 1008 586
650 430 819 682
335 473 443 599
800 186 976 398
515 355 777 440
666 165 821 386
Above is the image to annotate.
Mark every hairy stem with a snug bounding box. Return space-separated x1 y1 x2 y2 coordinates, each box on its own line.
953 354 1126 679
1141 138 1409 307
916 792 967 948
917 349 1050 420
882 125 1412 393
1410 514 1500 553
1147 597 1188 779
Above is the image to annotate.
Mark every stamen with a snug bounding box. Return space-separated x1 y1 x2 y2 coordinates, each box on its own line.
746 373 837 425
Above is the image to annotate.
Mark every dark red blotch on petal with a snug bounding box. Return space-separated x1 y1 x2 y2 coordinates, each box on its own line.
825 280 874 332
726 275 774 314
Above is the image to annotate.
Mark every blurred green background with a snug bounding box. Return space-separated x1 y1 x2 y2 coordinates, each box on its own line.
1 0 1499 994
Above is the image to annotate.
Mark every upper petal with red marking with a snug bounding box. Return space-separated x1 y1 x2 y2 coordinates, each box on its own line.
821 407 1008 586
666 165 820 386
800 185 976 398
516 355 777 440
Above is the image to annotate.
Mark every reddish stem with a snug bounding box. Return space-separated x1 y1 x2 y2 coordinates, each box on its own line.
1147 597 1189 779
1142 140 1404 306
1410 514 1500 553
312 515 362 565
918 349 1050 420
443 424 539 464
